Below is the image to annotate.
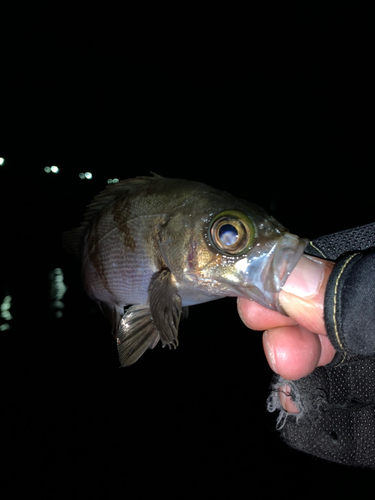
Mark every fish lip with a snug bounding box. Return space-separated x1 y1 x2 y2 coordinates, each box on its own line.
238 233 308 313
272 233 309 291
264 232 309 312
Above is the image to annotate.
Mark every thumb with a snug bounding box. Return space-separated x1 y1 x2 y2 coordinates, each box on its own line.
279 255 335 336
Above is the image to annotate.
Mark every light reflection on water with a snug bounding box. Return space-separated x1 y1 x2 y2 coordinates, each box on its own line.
49 267 67 318
1 267 68 330
0 294 12 331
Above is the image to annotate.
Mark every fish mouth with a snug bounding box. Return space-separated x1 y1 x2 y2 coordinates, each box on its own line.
239 233 308 313
270 233 309 292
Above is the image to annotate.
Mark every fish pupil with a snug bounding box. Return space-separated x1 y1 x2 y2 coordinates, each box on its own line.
218 224 238 246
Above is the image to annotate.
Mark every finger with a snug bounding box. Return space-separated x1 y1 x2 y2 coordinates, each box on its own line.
237 256 334 334
263 326 320 380
317 333 336 367
276 335 336 413
237 297 297 331
262 325 335 380
279 255 335 336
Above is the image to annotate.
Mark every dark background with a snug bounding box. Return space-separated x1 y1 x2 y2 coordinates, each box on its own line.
1 3 374 498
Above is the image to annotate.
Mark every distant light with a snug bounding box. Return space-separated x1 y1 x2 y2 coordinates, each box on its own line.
79 172 93 180
44 165 59 174
0 157 4 166
49 268 67 319
1 294 12 331
107 178 119 184
1 295 12 321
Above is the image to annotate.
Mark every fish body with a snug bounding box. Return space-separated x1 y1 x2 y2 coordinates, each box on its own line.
64 174 307 366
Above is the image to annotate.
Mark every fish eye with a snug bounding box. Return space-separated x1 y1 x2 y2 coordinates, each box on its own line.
209 210 255 256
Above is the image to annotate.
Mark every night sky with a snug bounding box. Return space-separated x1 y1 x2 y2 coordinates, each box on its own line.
1 3 374 498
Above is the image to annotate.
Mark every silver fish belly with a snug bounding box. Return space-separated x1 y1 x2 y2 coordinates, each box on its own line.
63 173 308 366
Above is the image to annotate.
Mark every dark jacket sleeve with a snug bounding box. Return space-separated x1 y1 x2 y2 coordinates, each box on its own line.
305 223 375 360
324 249 375 359
268 223 375 469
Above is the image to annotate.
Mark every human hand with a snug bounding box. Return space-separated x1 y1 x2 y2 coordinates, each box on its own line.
237 255 336 413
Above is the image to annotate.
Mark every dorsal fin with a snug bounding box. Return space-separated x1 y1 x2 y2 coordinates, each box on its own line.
62 172 163 258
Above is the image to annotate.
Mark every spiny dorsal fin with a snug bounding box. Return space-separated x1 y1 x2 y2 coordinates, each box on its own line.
62 172 163 258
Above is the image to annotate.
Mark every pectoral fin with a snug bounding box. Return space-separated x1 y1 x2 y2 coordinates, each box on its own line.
148 268 182 349
116 305 161 367
116 269 184 367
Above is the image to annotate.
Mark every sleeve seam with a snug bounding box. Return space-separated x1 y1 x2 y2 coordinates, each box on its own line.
332 252 359 366
308 241 327 259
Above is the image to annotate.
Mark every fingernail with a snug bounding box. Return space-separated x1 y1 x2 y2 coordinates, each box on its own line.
278 384 289 409
279 384 299 414
263 330 278 373
282 255 324 298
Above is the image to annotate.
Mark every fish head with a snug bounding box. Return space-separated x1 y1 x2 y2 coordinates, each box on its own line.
172 199 308 313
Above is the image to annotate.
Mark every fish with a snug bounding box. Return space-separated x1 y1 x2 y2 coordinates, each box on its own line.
63 173 308 367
